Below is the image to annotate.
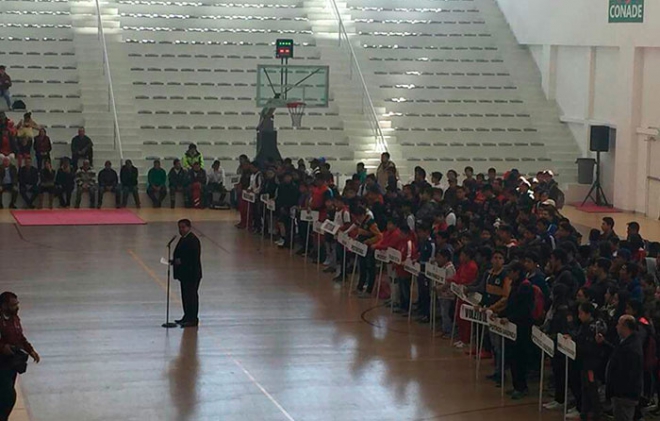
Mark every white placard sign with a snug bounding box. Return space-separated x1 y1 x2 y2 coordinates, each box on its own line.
532 326 555 357
557 334 576 360
260 193 269 203
229 175 240 185
242 191 256 203
313 220 324 234
290 207 297 219
459 304 489 326
387 248 402 265
337 231 350 246
322 220 339 235
488 316 518 341
403 259 421 276
375 249 390 263
450 282 465 299
266 199 276 211
425 263 446 285
300 210 319 222
349 240 368 257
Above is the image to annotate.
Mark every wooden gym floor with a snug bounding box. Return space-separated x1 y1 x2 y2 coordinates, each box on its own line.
1 206 655 421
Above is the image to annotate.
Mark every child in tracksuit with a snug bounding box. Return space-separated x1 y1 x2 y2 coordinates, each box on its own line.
415 224 436 323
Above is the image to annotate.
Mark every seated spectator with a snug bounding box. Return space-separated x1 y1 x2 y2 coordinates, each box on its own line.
97 160 120 208
15 112 39 168
206 160 227 209
0 156 18 208
168 159 189 208
0 65 12 110
147 159 167 208
182 143 203 170
33 128 51 170
74 159 96 209
187 161 206 209
120 159 140 208
56 157 75 208
71 127 93 170
0 112 16 161
18 156 38 209
38 159 56 209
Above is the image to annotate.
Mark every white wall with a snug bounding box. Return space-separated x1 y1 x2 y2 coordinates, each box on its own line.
495 0 660 214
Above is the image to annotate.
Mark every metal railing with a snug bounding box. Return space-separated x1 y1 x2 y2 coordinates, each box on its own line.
94 0 124 164
326 0 388 153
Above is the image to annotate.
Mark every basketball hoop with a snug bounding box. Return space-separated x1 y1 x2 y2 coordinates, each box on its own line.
287 102 306 128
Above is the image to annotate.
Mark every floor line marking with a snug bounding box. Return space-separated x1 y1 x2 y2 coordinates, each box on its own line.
127 249 179 303
128 248 296 421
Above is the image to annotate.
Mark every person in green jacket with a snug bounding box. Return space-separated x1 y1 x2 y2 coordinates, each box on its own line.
147 159 167 208
182 144 204 169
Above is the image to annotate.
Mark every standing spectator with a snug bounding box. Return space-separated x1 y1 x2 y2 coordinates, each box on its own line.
0 157 18 209
436 248 457 338
33 128 51 170
147 159 167 208
376 152 397 188
15 112 38 168
182 143 203 170
97 160 120 208
206 160 226 208
18 156 38 209
0 291 40 421
573 302 606 421
187 161 206 209
70 127 93 170
74 159 96 209
55 157 74 208
0 66 12 110
120 159 140 208
168 159 189 209
483 249 511 383
354 162 367 184
0 112 16 161
352 205 383 297
38 159 56 209
449 248 479 349
597 315 643 421
498 262 534 399
601 217 618 243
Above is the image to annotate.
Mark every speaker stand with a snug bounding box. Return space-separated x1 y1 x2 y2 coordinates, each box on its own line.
581 151 611 208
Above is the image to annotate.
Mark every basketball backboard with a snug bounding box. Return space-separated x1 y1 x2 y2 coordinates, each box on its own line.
256 64 329 108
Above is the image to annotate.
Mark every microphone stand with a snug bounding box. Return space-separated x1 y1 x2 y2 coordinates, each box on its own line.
162 235 178 328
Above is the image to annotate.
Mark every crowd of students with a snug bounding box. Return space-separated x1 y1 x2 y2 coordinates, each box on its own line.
234 152 658 421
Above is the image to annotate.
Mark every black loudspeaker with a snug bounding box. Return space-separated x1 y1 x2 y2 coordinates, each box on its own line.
590 125 612 152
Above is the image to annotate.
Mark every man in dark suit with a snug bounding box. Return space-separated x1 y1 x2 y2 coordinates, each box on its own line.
173 219 202 328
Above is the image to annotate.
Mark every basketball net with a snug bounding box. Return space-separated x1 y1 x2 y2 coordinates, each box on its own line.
286 102 306 128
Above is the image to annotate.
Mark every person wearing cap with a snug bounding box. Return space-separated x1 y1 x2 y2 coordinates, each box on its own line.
0 65 12 110
182 143 204 170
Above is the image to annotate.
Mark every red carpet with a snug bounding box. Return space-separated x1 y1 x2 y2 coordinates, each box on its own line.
11 209 146 226
572 204 623 213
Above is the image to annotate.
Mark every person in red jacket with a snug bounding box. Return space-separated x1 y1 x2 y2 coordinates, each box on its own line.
372 218 403 300
448 247 479 348
394 223 417 313
0 292 40 421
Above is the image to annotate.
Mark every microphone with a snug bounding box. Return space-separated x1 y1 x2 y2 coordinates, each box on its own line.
167 235 177 247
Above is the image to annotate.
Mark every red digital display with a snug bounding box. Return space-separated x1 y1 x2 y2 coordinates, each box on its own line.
276 39 294 59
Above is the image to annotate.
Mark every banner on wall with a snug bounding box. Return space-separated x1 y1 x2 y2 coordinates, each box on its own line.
609 0 644 23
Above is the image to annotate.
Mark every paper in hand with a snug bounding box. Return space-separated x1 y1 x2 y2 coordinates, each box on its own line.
160 257 169 266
